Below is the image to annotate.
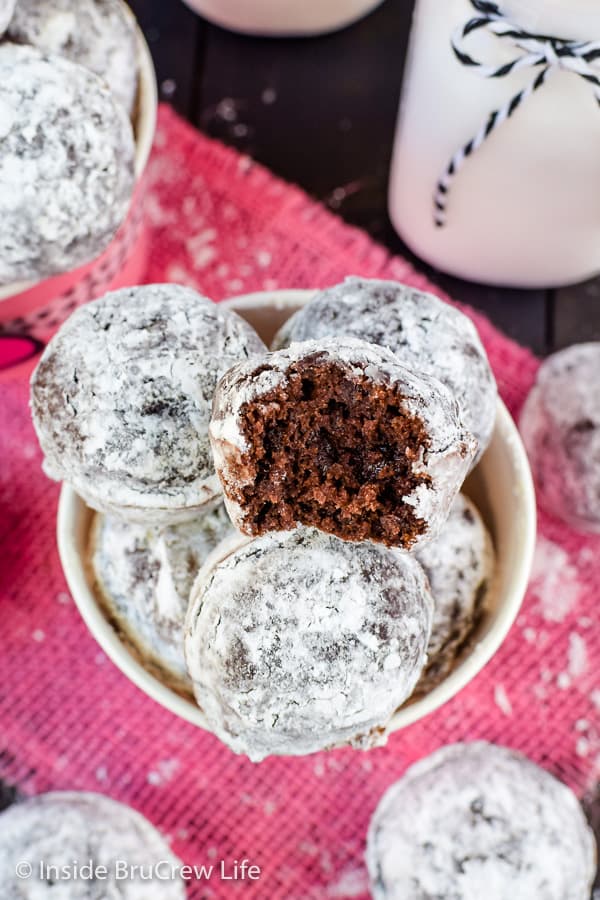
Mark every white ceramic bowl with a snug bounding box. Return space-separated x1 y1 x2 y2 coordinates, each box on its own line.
57 289 537 734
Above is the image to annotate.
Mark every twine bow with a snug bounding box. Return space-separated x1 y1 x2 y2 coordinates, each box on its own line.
434 0 600 226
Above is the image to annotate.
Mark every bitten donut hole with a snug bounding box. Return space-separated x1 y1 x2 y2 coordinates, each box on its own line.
236 356 432 547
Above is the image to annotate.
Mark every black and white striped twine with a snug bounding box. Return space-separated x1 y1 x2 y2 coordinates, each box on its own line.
435 0 600 227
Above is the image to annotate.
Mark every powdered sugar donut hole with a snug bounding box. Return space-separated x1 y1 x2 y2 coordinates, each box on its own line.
415 492 495 693
89 504 234 691
366 742 596 900
0 44 135 284
210 337 476 550
520 343 600 532
0 792 186 899
185 527 434 761
0 0 15 36
8 0 139 115
273 277 497 466
30 284 267 524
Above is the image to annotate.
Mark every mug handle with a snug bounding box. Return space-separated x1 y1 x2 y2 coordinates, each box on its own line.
0 334 45 372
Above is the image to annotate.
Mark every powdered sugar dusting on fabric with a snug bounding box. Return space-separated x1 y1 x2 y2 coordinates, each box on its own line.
326 867 370 897
530 537 582 622
568 634 588 679
494 684 513 717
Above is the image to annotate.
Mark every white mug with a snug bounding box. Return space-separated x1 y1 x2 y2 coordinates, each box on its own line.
180 0 385 36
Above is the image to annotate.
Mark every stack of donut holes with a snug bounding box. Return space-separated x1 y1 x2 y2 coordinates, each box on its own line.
31 277 499 761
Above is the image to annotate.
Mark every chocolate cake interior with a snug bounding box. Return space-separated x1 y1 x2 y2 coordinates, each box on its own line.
236 355 432 547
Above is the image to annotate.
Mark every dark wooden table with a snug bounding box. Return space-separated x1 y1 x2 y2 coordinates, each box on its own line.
129 0 600 357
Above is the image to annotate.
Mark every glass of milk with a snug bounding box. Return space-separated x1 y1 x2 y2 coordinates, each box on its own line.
180 0 385 36
389 0 600 288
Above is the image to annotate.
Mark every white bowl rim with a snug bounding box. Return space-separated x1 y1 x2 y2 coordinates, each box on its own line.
0 11 158 303
57 288 537 735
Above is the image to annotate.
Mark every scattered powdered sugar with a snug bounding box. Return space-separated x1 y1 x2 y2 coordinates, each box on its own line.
0 44 135 284
8 0 138 114
494 684 513 717
568 633 588 679
573 720 600 762
21 442 37 460
31 285 266 524
326 867 370 897
147 759 181 786
366 742 596 900
272 276 497 465
261 87 277 105
529 537 582 622
185 527 433 761
0 793 185 899
256 249 272 268
186 228 218 270
150 178 280 292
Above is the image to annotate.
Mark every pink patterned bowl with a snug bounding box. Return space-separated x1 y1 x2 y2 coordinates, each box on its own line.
0 12 157 381
57 289 537 741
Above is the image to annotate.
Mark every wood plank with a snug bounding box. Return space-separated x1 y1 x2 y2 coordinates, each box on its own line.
195 0 413 237
551 277 600 352
128 0 203 118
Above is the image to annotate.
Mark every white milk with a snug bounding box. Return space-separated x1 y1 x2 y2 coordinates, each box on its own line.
389 0 600 287
180 0 384 36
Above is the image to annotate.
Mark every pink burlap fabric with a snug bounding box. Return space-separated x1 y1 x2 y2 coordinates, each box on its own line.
0 105 598 898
